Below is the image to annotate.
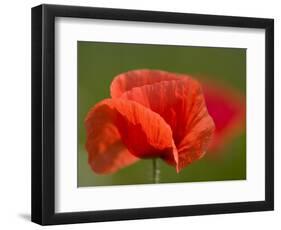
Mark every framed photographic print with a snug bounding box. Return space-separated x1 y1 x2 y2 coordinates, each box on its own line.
31 4 274 225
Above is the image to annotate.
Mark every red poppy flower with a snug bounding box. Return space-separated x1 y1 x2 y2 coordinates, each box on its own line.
85 69 215 174
202 83 246 152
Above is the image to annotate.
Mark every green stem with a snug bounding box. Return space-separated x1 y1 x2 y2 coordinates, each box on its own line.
152 158 160 183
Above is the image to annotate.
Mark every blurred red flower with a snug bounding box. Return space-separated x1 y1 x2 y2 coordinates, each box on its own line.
85 70 215 174
202 83 246 152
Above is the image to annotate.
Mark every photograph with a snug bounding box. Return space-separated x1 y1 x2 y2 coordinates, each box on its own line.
0 0 278 228
78 41 247 187
30 4 274 225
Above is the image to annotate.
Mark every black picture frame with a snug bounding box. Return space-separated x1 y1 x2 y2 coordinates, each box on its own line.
31 4 274 225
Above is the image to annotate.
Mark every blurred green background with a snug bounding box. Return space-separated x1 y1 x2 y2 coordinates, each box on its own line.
77 41 246 187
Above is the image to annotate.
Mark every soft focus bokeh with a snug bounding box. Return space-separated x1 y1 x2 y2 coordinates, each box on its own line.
78 41 246 187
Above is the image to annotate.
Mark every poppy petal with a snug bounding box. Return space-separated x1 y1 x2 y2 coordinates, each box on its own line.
120 77 215 172
202 84 246 151
85 109 138 174
110 69 185 98
85 98 178 174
